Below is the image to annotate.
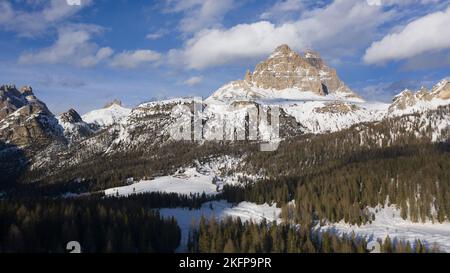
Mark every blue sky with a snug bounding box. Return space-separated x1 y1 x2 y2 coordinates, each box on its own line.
1 0 450 114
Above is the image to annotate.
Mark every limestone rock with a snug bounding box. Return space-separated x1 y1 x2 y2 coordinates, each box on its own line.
431 79 450 100
210 44 359 101
59 109 83 123
104 99 123 108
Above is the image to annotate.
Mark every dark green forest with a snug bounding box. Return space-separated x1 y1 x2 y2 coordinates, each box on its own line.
0 196 181 253
187 216 440 253
223 142 450 226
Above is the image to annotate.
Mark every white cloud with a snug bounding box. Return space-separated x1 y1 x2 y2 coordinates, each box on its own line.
0 0 93 37
164 0 236 34
146 33 164 40
170 0 392 69
110 50 162 69
169 21 303 69
364 5 450 64
260 0 305 19
18 24 113 67
146 29 169 40
183 76 203 86
367 0 441 6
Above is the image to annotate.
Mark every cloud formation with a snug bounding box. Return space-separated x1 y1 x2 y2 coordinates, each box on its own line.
364 5 450 64
0 0 93 37
260 0 305 20
183 76 203 86
19 24 113 67
164 0 236 34
110 50 162 69
170 0 391 69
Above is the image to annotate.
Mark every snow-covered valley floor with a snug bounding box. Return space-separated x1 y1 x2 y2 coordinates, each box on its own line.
104 160 450 253
318 205 450 252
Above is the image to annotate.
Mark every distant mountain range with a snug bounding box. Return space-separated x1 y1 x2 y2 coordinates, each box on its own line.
1 44 449 189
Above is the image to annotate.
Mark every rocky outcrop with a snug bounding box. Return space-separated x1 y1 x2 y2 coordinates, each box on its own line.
0 85 50 120
0 85 63 148
431 79 450 100
314 101 360 114
389 79 450 113
390 89 417 111
59 109 83 123
388 79 450 115
57 109 93 143
104 99 123 108
0 107 63 148
250 44 325 94
249 45 356 97
209 44 359 102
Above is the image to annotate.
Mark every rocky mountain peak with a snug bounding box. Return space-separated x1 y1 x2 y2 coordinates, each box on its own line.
19 86 33 96
389 78 450 113
59 108 83 123
304 50 321 59
416 86 432 101
0 84 50 120
241 45 358 98
269 44 296 58
432 79 450 99
104 99 123 108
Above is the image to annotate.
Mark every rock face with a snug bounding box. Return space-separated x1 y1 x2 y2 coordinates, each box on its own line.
57 109 93 143
59 109 83 123
249 45 355 96
250 45 325 94
210 44 359 101
388 79 450 115
0 85 63 148
390 89 417 111
431 79 450 100
104 99 123 108
0 85 50 120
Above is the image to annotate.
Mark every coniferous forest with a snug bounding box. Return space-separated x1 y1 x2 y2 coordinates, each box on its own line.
0 196 181 253
187 217 439 253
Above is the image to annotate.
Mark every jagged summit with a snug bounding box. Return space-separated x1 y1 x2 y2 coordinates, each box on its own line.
104 99 123 108
431 79 450 99
389 78 450 114
59 108 83 123
268 44 297 59
0 84 50 120
0 85 64 147
209 44 359 102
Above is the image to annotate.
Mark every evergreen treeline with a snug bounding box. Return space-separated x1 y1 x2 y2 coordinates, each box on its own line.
187 217 440 253
224 143 450 225
0 197 181 253
16 141 258 192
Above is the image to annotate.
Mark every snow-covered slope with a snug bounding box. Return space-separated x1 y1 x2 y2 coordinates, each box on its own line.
388 79 450 117
105 167 219 197
82 103 131 127
104 156 249 197
57 109 93 143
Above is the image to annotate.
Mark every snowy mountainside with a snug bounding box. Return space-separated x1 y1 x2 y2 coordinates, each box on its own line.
57 109 93 143
82 102 131 127
388 79 450 117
